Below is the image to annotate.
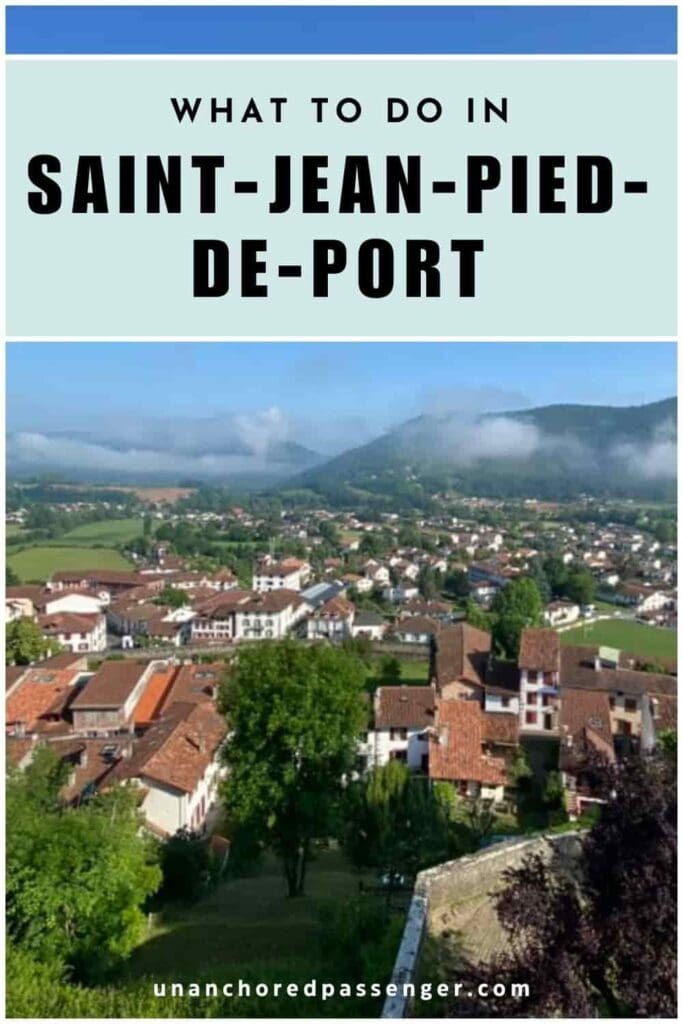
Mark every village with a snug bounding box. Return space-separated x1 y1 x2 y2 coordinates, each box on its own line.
6 488 677 838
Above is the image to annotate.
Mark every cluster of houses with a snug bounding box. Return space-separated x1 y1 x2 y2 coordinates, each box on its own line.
5 554 459 654
6 650 228 836
7 617 676 840
362 623 676 818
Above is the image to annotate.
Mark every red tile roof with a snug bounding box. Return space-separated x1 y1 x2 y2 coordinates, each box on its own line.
559 687 615 768
482 712 519 746
38 612 101 636
6 667 80 730
374 685 436 729
434 623 492 690
518 628 560 672
161 662 224 710
312 595 355 620
429 699 507 786
70 660 149 710
132 666 179 726
113 702 227 794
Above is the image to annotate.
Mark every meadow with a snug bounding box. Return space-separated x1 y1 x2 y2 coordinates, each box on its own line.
7 545 134 583
560 617 676 661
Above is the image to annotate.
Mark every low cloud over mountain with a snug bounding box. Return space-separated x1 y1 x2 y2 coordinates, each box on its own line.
7 408 323 482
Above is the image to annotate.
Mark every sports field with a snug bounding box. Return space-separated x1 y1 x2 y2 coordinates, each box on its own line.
560 617 676 661
7 545 134 583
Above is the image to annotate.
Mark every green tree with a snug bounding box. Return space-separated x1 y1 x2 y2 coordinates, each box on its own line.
156 828 213 904
465 600 491 633
6 565 20 586
6 747 161 982
6 617 60 666
527 558 551 604
340 760 466 878
564 570 597 607
444 569 470 600
417 565 439 600
375 655 402 687
220 641 367 897
154 585 187 609
653 518 675 544
318 519 340 546
491 578 543 659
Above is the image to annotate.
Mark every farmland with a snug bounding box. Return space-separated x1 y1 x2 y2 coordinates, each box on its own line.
7 545 134 583
560 617 676 661
54 517 144 547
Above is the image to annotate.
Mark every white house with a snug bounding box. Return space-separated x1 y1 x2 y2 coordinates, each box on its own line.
382 584 420 605
112 702 227 835
351 610 388 641
38 611 107 654
252 558 311 593
306 595 355 640
42 590 109 615
191 589 309 644
518 628 561 734
394 617 439 645
365 685 435 771
544 601 581 627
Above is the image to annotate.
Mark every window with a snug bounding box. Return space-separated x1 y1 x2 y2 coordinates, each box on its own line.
624 698 638 712
527 693 537 706
525 711 538 725
391 750 407 762
501 697 510 708
389 727 408 741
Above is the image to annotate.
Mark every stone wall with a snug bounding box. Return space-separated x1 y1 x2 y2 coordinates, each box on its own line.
382 832 583 1018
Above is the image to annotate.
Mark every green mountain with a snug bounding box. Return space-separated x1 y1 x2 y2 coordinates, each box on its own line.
285 398 677 505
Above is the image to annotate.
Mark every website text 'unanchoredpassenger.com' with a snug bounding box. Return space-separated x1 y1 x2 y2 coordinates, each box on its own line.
152 978 531 1002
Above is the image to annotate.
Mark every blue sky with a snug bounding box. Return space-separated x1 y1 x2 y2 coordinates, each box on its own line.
7 6 676 55
7 342 677 457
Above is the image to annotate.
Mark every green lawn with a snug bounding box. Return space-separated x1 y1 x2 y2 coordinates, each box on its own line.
7 545 134 583
368 657 431 688
121 847 405 1016
52 517 144 547
560 618 676 661
126 848 372 981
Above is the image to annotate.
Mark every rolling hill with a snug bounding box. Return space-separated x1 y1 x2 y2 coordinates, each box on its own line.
285 398 677 505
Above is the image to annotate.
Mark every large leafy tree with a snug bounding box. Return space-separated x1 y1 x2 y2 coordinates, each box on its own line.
6 747 161 982
221 641 368 897
339 761 475 878
6 616 62 666
449 752 676 1017
491 577 543 658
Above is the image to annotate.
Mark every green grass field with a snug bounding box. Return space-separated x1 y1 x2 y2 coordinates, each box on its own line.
51 517 144 547
7 545 134 583
367 657 431 688
560 618 676 661
125 848 374 981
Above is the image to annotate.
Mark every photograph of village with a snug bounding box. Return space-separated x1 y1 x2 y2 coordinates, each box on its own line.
5 341 676 1018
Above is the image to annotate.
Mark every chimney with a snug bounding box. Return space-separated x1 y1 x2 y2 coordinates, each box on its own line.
594 656 601 672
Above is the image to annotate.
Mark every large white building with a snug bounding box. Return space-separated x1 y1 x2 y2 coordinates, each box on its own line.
191 589 309 644
252 557 311 593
